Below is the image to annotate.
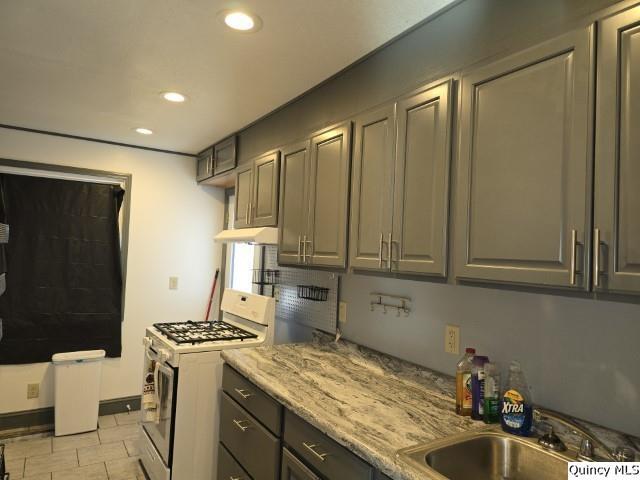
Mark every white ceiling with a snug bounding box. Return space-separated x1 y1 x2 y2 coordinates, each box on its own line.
0 0 454 154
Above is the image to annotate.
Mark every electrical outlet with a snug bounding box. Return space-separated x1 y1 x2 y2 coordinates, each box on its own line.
273 286 281 302
339 302 347 325
169 276 179 290
445 325 460 355
27 383 39 399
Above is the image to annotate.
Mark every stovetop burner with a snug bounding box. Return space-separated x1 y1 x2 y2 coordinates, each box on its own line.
153 320 258 345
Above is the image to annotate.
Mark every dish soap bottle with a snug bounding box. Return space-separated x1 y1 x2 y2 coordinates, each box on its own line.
455 348 475 416
471 355 489 420
501 361 533 436
483 362 501 424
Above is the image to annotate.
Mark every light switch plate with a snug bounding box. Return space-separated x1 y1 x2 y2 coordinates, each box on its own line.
169 276 179 290
27 383 39 399
445 325 460 355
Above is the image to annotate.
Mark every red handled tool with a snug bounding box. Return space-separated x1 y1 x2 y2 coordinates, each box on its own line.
205 268 220 322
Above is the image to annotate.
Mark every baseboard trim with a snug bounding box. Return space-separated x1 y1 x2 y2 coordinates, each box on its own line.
0 395 141 432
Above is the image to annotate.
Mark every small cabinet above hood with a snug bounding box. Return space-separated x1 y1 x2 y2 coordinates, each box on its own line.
214 227 278 245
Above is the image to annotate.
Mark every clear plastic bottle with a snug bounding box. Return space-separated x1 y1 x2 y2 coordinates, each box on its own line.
455 348 475 416
501 361 533 436
483 362 501 424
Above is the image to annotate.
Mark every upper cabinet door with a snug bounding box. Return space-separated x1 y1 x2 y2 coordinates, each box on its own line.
196 148 213 182
213 136 237 176
594 6 640 295
392 80 453 276
278 141 311 266
307 123 352 268
234 164 253 229
455 27 594 289
252 151 280 227
349 105 396 271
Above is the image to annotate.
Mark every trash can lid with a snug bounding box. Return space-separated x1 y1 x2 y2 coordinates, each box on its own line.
52 350 106 363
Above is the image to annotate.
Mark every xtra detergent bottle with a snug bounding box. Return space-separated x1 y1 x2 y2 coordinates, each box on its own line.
501 361 533 436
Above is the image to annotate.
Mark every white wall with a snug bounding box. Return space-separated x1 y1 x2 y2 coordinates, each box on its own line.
340 274 640 437
0 129 225 414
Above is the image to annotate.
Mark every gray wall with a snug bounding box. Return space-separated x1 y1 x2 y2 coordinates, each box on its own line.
340 274 640 437
234 0 624 162
227 0 640 437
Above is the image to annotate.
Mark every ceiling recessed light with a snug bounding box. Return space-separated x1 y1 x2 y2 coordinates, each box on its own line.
162 91 186 103
220 10 262 32
135 128 153 135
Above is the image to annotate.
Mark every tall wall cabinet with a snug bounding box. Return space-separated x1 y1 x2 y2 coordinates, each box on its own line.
234 150 280 228
594 4 640 295
349 80 453 276
278 123 352 268
454 27 594 290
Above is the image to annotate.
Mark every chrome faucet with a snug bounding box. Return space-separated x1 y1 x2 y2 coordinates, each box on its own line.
534 408 635 462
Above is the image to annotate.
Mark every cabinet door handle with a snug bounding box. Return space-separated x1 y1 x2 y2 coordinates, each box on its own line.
234 388 253 399
229 477 247 480
297 235 302 262
245 203 250 224
232 419 250 432
305 238 313 264
593 228 601 288
302 442 328 462
248 202 252 222
569 229 580 286
387 232 393 271
302 235 307 263
378 232 384 268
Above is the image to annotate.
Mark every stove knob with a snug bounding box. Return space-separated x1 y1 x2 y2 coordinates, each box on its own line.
159 348 171 363
142 337 152 348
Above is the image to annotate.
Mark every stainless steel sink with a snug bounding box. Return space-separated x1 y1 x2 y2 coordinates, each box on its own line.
397 428 571 480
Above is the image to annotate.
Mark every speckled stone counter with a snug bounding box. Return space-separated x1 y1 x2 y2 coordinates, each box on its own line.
222 333 481 480
221 334 640 480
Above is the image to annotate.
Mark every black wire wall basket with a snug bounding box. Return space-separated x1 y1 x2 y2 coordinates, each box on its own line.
296 285 329 302
252 269 280 286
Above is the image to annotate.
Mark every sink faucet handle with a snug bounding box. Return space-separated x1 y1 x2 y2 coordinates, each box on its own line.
612 447 636 462
578 438 595 461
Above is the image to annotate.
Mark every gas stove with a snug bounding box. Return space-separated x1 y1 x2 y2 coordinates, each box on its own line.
152 320 258 345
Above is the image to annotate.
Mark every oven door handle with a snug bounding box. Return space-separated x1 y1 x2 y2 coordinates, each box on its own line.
153 361 161 424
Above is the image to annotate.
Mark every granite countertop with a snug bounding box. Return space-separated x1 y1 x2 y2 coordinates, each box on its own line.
222 333 640 480
222 333 482 480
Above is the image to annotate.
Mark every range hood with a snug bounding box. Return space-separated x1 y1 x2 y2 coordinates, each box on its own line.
214 227 278 245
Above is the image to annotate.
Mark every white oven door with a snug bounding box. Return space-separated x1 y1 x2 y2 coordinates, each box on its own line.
141 347 177 467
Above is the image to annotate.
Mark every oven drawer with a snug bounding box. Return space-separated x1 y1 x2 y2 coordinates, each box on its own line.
217 442 251 480
222 364 282 435
220 392 280 480
284 410 374 480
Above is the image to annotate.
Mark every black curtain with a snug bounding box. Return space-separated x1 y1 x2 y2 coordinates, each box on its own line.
0 173 125 364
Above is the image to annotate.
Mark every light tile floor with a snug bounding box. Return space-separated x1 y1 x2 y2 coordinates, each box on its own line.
2 411 147 480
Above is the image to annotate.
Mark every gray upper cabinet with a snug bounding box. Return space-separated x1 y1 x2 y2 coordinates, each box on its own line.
392 81 453 276
306 123 352 268
349 105 396 271
234 151 280 229
196 147 214 182
349 80 453 276
213 135 237 176
252 151 280 227
234 164 253 228
594 5 640 295
278 140 311 265
454 27 594 289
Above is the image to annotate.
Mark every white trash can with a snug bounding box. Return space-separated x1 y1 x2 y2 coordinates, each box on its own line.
52 350 106 436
